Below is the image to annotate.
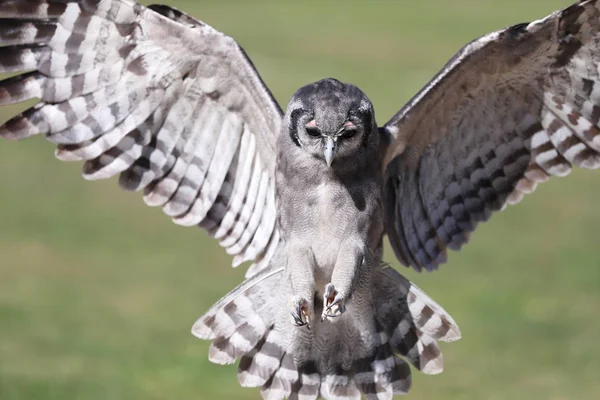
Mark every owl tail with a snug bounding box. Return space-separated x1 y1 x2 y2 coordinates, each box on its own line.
192 265 461 400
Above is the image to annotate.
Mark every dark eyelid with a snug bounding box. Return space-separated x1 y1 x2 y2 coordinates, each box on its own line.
341 127 356 138
305 125 321 137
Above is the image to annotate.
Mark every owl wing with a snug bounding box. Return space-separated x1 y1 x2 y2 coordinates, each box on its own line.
380 0 600 271
0 0 282 275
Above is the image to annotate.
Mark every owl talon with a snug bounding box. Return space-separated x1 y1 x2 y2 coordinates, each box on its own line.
289 296 312 329
321 283 346 321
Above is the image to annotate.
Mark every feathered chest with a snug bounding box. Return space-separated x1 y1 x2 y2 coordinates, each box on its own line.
276 167 383 250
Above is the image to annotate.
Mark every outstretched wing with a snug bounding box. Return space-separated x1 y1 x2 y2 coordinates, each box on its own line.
380 0 600 271
0 0 282 274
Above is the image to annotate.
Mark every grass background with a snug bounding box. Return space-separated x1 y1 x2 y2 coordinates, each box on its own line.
1 0 599 399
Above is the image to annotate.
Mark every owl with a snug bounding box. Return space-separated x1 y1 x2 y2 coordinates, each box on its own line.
1 0 599 399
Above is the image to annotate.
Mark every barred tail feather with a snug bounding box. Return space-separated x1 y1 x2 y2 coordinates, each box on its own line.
191 267 282 341
192 264 460 400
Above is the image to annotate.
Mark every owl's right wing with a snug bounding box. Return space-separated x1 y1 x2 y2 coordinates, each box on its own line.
0 0 283 275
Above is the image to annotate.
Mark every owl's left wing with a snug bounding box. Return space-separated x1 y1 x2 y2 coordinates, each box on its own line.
0 0 283 275
381 0 600 271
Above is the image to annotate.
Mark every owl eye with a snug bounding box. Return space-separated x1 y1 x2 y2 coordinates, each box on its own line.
340 122 357 138
341 128 356 138
305 120 321 137
306 127 321 137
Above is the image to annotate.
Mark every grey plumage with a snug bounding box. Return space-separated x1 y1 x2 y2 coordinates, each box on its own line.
193 263 458 399
382 1 600 271
276 79 383 327
2 0 600 399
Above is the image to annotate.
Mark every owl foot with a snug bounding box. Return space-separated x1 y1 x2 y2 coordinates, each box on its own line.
289 296 312 329
321 283 346 322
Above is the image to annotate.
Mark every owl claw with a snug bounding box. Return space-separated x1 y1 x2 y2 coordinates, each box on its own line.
321 283 346 322
289 296 312 329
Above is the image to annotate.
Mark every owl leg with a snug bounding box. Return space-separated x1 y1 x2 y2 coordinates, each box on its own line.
286 245 316 328
321 243 368 322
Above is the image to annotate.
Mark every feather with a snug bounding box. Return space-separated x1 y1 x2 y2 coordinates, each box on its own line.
195 264 459 399
381 0 600 271
0 0 282 272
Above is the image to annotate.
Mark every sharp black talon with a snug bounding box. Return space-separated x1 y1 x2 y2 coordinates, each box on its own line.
327 293 344 309
325 301 346 315
291 311 305 326
289 297 312 328
321 283 346 321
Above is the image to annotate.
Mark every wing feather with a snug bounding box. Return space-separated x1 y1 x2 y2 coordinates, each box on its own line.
0 0 282 274
381 0 600 271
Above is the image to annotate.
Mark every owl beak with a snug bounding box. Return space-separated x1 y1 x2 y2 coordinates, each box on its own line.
324 136 336 167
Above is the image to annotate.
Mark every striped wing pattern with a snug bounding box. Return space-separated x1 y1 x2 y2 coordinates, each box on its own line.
382 0 600 271
0 0 283 274
192 265 460 399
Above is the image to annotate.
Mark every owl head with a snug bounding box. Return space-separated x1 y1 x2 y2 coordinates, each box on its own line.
283 78 378 169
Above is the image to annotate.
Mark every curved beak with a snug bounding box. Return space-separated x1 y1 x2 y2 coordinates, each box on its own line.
324 136 336 167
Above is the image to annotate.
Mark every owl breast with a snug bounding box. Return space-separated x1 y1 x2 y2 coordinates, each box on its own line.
277 171 383 276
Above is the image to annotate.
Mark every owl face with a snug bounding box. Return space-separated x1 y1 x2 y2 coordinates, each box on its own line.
285 78 376 168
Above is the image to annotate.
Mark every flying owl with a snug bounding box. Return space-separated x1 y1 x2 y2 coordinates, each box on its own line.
1 0 599 399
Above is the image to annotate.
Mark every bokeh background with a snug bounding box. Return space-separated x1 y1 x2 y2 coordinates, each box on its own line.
1 0 599 399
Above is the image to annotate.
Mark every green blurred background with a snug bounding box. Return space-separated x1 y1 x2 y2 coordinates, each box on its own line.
1 0 599 399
